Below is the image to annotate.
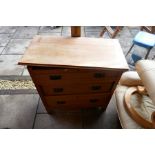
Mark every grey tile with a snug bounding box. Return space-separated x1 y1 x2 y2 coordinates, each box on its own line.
82 96 121 129
38 32 61 36
100 96 122 129
0 94 39 129
0 34 13 46
61 32 71 37
81 26 85 37
37 98 47 114
2 39 31 54
85 26 103 32
0 55 24 75
85 31 100 38
22 68 30 76
128 26 140 37
148 47 155 59
39 26 62 33
0 47 4 54
115 27 133 39
0 26 17 34
34 112 83 129
61 26 71 36
13 26 39 39
118 37 133 48
100 31 110 38
62 26 70 33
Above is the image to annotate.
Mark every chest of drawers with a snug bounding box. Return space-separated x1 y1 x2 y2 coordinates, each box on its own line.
19 36 128 113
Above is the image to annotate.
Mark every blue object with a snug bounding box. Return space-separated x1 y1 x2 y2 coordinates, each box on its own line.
126 31 155 59
131 53 142 63
129 53 142 66
133 31 155 48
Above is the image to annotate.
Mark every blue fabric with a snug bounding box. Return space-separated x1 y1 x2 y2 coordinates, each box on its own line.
128 53 142 66
133 31 155 48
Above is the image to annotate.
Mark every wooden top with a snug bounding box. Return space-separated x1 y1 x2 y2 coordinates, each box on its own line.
18 36 129 70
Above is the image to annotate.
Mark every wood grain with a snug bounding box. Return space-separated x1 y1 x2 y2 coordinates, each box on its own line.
71 26 81 37
21 36 128 111
18 36 129 71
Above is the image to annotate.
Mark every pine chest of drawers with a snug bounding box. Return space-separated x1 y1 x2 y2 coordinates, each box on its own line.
18 36 129 113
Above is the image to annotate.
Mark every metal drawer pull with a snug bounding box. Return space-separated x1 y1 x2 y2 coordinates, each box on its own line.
94 73 105 78
91 85 101 90
57 101 66 104
53 88 64 93
90 99 99 103
49 75 62 80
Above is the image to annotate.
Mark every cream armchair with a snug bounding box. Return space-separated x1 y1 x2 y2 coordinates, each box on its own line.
115 60 155 129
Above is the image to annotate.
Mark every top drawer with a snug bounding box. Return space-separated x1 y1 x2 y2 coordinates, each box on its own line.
28 66 122 85
28 66 123 76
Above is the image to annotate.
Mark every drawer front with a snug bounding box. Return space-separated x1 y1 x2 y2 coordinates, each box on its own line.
28 66 123 75
31 71 120 85
28 66 80 74
45 95 77 109
44 93 111 109
40 82 115 95
76 93 111 108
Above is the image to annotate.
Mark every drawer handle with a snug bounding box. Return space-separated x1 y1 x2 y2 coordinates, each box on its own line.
90 99 99 103
94 73 105 78
49 75 62 80
91 85 101 91
57 101 66 104
53 88 64 93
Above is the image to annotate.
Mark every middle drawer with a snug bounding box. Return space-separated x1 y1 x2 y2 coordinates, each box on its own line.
39 82 115 95
32 72 120 85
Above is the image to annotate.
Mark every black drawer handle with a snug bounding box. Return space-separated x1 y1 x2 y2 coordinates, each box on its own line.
57 101 66 104
49 75 62 80
53 88 64 93
94 73 105 78
91 85 101 91
89 99 99 103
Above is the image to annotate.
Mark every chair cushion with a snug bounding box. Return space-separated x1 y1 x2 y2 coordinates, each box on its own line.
115 85 142 129
136 60 155 106
119 71 143 86
133 31 155 48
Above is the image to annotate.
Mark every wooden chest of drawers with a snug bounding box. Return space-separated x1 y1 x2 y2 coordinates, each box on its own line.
19 36 129 112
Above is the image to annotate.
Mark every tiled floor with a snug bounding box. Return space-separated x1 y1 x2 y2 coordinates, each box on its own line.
0 94 121 129
0 26 155 129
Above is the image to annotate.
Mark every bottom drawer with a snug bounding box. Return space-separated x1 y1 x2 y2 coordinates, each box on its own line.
44 93 111 109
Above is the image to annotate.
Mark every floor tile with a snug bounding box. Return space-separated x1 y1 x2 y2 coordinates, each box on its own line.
116 27 133 39
22 68 30 76
61 26 71 36
82 96 121 129
128 26 140 37
38 32 61 36
100 96 122 129
13 26 39 39
85 31 100 38
0 55 24 75
118 37 133 48
34 112 83 129
37 98 47 114
2 39 31 54
0 34 13 46
85 26 103 32
0 94 39 129
0 47 4 54
0 26 17 34
39 26 62 33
